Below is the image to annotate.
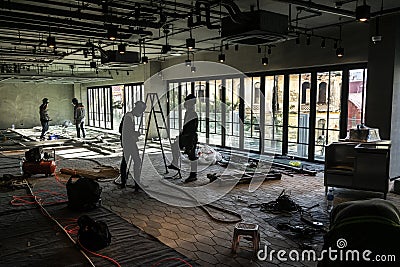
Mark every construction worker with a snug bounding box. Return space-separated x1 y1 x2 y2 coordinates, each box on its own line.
119 100 146 190
168 94 198 183
72 98 86 138
39 98 51 141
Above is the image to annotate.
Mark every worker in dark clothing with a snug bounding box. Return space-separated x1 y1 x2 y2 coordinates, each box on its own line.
168 94 198 183
119 101 146 190
39 98 51 141
72 98 86 138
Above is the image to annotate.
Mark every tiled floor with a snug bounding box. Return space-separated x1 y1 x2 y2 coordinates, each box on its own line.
2 128 400 267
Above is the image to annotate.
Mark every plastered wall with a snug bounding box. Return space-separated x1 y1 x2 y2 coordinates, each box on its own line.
0 83 74 129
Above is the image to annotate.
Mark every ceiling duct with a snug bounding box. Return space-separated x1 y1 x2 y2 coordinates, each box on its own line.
191 0 244 28
101 50 140 67
221 10 290 45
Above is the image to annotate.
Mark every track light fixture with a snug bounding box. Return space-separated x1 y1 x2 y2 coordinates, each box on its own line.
141 38 148 64
218 42 225 62
107 25 118 40
262 57 268 66
306 35 311 45
333 39 338 49
356 0 371 22
186 38 195 50
118 43 126 54
268 46 272 55
336 47 344 57
218 53 225 63
186 27 195 50
321 38 326 48
336 25 344 57
257 45 262 53
185 50 191 67
47 36 56 48
191 66 196 72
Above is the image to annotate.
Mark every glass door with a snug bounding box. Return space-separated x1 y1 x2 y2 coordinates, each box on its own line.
288 73 311 158
195 81 207 144
244 77 261 152
225 78 241 148
209 79 223 146
314 71 342 160
348 68 367 130
264 75 284 154
112 85 124 130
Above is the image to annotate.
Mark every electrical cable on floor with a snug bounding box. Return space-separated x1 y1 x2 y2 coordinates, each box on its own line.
12 167 122 267
11 189 67 206
137 177 242 223
23 180 96 267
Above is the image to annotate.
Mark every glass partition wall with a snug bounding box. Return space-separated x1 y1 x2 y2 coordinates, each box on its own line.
88 83 143 131
166 64 366 162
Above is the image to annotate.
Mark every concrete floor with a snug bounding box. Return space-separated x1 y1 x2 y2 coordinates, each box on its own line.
2 127 400 267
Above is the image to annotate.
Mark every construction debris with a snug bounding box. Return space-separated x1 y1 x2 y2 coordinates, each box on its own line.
60 167 119 180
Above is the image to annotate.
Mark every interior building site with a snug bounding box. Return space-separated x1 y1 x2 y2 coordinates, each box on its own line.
1 0 400 266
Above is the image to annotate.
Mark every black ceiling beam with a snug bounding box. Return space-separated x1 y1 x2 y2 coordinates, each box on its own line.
81 0 188 19
0 20 132 40
0 34 101 50
272 0 355 18
0 11 152 36
0 1 165 29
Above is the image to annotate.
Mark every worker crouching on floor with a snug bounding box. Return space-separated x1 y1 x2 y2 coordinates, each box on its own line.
119 101 147 190
39 98 51 141
168 94 198 183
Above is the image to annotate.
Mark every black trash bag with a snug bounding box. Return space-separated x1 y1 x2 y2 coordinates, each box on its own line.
77 215 111 251
66 175 101 211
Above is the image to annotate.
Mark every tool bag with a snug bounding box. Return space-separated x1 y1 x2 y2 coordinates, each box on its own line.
77 215 111 251
66 175 101 211
25 147 43 162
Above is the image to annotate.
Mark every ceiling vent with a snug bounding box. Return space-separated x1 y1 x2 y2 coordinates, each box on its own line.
101 50 140 66
221 10 289 45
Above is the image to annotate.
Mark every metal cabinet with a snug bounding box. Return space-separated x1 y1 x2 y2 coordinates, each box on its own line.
324 141 391 198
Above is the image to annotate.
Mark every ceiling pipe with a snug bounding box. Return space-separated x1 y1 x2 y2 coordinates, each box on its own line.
0 11 153 37
271 0 356 18
0 1 166 29
82 0 188 19
0 20 132 40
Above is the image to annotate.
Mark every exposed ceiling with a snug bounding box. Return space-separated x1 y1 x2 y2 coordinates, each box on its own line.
0 0 399 83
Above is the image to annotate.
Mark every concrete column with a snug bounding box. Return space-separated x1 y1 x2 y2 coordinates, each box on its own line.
366 14 400 177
